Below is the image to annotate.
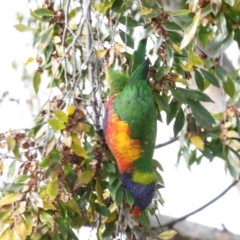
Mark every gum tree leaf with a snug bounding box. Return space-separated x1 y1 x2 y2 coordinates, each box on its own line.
71 142 86 157
115 187 124 206
186 99 215 126
54 110 68 122
48 118 66 130
30 8 42 20
180 14 199 49
47 177 58 200
200 69 219 87
14 24 37 32
215 64 228 82
118 17 139 27
74 170 94 189
66 199 81 214
119 30 134 49
39 211 54 228
7 137 16 152
173 108 185 137
33 71 41 94
158 230 177 239
0 193 18 207
34 8 54 16
223 77 235 98
95 203 111 217
194 69 204 91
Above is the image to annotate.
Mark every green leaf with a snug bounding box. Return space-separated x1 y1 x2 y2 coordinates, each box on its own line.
125 191 134 207
144 12 159 19
118 17 139 27
40 211 54 228
74 170 94 188
119 30 134 49
155 65 165 80
110 179 121 196
167 9 191 16
115 187 124 206
195 69 205 91
68 7 81 19
14 24 37 32
54 110 68 122
5 183 25 192
173 108 185 137
109 174 118 186
95 180 104 205
7 160 16 179
186 99 215 126
48 118 66 130
0 193 18 207
111 0 124 12
65 199 81 214
104 162 116 174
95 203 111 217
200 68 219 87
47 178 58 200
152 159 164 171
30 8 42 20
169 87 186 103
215 64 228 82
177 88 214 102
223 77 235 98
102 222 116 238
163 22 183 31
14 174 29 183
166 101 181 124
34 8 54 16
33 71 41 94
154 93 170 112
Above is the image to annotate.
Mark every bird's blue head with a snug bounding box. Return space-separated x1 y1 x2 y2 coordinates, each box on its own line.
121 172 156 216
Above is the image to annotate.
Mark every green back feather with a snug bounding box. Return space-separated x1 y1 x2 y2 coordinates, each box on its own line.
113 38 157 179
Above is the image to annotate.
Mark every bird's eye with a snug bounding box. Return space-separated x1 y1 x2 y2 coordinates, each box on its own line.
138 195 144 200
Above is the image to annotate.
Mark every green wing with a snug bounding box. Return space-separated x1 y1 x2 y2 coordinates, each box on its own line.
113 37 156 174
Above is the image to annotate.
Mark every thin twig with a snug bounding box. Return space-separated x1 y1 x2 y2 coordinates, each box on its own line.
83 0 101 129
162 179 239 228
123 208 147 240
155 137 179 149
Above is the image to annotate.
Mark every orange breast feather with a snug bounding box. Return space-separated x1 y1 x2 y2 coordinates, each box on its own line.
104 96 142 173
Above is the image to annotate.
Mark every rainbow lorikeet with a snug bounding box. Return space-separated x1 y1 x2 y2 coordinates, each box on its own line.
104 38 157 216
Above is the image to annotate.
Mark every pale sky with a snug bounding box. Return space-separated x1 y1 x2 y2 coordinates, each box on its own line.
0 1 240 237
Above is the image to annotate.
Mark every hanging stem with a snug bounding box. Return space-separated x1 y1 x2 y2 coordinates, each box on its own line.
83 0 101 129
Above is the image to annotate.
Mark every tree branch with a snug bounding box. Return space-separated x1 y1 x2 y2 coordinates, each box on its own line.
162 179 239 228
83 0 101 130
155 137 179 149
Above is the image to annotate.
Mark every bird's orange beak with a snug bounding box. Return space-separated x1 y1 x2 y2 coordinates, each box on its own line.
131 206 141 216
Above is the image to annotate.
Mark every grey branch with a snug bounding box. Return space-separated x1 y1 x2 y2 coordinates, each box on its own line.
155 137 179 149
